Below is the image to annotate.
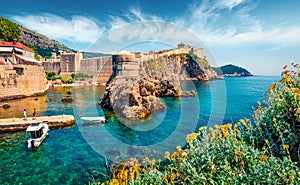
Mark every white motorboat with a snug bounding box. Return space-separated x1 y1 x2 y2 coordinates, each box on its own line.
26 123 49 150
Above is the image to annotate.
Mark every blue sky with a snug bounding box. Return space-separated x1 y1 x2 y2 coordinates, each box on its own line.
1 0 300 75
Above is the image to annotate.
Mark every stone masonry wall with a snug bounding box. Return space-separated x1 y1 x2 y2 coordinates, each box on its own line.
80 56 112 83
60 54 76 72
43 61 61 74
0 65 48 101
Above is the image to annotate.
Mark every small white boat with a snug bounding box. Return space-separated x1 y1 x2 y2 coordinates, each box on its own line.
81 116 106 123
26 123 49 150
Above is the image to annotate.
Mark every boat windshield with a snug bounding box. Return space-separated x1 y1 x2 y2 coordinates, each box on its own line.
30 129 44 138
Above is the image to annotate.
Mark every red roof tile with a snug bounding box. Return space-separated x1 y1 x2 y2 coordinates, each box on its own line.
0 40 34 52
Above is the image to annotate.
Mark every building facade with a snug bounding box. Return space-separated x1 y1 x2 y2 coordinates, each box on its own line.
0 39 41 65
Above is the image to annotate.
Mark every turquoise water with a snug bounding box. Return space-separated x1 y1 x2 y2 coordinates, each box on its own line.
0 76 280 184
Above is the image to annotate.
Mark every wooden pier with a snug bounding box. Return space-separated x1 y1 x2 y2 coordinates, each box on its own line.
0 115 75 132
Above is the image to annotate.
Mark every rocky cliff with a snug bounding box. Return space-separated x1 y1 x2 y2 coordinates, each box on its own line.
145 53 219 81
100 52 219 120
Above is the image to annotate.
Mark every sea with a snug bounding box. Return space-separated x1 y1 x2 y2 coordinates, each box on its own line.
0 76 280 184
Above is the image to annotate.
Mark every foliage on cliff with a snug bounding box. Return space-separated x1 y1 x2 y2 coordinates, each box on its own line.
0 16 20 41
28 45 41 61
213 64 252 76
144 53 219 81
96 64 300 184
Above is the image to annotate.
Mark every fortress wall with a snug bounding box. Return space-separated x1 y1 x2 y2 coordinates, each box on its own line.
79 56 113 83
192 48 204 58
42 61 61 74
112 54 139 77
60 54 76 72
0 65 48 101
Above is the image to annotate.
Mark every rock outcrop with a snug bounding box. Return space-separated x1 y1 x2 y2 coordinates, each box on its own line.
100 52 220 120
144 53 219 81
100 76 180 120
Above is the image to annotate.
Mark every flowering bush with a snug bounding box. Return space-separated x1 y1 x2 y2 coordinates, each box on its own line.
96 64 300 184
245 64 300 162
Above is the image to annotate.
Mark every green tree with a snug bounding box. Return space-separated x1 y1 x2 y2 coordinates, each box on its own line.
28 45 41 61
0 17 20 41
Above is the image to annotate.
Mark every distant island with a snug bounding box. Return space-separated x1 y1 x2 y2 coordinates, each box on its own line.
212 64 253 76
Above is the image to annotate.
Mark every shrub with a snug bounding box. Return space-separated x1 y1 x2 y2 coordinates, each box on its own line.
243 64 300 162
60 77 74 84
71 73 92 79
45 71 56 80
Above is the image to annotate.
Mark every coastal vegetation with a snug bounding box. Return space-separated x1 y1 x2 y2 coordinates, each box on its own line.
45 72 74 84
71 72 93 79
97 64 300 184
28 45 41 61
0 16 20 41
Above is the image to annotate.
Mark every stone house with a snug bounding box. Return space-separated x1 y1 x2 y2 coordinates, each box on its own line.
0 39 41 65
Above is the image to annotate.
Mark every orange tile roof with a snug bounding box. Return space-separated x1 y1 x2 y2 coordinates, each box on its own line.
0 40 34 52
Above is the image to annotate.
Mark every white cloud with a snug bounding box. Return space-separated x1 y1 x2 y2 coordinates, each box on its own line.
216 0 248 10
11 0 300 54
12 14 104 43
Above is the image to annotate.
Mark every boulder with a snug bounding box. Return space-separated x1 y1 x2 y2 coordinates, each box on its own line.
2 103 10 109
55 79 62 85
62 96 73 102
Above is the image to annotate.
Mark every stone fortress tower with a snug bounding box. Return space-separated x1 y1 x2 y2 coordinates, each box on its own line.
42 43 204 84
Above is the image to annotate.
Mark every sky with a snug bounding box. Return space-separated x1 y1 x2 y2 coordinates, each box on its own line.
1 0 300 75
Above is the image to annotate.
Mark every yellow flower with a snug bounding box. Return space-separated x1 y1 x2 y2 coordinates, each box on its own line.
150 159 156 165
164 151 170 160
176 145 182 151
186 132 199 143
162 176 168 184
258 155 268 162
171 151 180 160
199 126 207 131
272 118 276 122
265 139 269 144
294 89 300 94
262 146 266 151
283 144 289 149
